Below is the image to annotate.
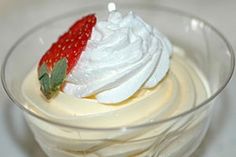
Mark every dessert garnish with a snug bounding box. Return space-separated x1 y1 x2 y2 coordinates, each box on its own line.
37 3 172 103
64 9 172 104
38 14 97 99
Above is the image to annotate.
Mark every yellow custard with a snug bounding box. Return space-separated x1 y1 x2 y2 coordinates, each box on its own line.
22 47 209 127
22 47 211 157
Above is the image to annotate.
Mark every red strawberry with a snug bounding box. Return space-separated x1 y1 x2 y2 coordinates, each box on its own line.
38 14 97 99
39 14 96 73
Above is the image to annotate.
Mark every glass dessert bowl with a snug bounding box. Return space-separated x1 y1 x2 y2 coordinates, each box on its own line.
1 4 234 157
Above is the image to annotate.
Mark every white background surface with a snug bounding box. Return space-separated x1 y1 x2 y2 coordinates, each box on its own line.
0 0 235 156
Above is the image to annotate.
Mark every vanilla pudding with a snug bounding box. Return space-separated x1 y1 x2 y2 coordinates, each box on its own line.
22 47 210 157
23 46 209 126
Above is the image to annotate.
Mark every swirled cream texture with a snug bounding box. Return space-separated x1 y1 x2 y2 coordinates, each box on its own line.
64 11 172 103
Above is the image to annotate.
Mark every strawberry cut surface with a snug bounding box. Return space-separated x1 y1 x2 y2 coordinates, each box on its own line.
38 14 96 100
38 14 96 74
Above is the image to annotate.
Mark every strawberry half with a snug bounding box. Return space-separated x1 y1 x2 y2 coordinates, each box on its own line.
38 14 96 99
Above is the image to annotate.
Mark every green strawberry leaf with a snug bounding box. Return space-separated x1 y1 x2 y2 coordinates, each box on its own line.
50 58 67 90
38 63 49 80
39 72 52 99
38 58 67 100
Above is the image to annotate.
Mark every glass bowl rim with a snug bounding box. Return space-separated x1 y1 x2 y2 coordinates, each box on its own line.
1 3 235 131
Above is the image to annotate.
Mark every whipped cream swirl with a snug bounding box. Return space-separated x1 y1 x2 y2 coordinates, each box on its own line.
64 11 172 103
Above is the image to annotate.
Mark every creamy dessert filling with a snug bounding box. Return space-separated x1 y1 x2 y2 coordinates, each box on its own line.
23 47 210 157
22 47 209 128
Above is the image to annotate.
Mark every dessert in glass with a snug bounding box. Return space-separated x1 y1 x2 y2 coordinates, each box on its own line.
1 3 234 157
